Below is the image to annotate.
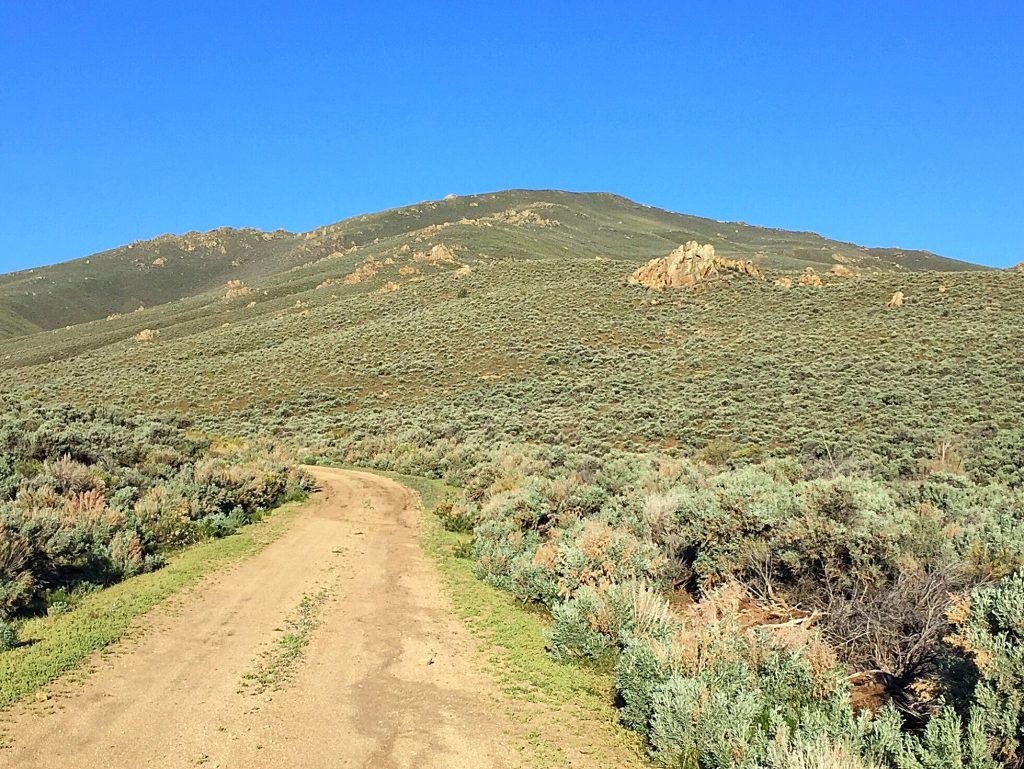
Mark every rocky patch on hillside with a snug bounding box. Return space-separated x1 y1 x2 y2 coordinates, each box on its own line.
413 243 457 265
627 242 762 290
799 267 824 287
223 280 253 301
132 328 159 342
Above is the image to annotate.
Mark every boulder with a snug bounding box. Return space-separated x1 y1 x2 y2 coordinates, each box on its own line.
222 279 253 301
717 257 763 279
886 291 905 309
828 264 856 277
798 268 823 287
413 243 457 264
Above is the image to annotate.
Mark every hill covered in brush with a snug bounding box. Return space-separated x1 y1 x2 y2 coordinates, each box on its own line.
3 190 1024 767
0 189 1016 481
0 190 983 339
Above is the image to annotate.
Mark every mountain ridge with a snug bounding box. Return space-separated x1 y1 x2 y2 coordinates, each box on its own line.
0 189 987 340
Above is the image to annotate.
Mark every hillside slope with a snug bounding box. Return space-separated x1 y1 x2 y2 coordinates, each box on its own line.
0 190 983 338
0 214 1018 482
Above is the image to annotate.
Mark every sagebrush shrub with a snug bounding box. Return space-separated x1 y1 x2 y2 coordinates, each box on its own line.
947 572 1024 767
616 637 672 732
864 703 996 769
434 496 478 533
0 401 310 623
547 586 613 662
0 620 17 651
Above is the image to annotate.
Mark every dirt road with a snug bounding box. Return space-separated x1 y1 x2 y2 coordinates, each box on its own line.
0 467 523 769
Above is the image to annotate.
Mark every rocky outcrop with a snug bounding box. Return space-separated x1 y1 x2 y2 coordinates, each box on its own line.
1014 262 1024 273
479 208 558 227
627 242 762 290
132 328 159 342
343 257 380 285
223 280 253 301
774 277 794 289
886 291 905 309
798 268 823 287
413 243 457 264
717 257 763 279
829 264 856 277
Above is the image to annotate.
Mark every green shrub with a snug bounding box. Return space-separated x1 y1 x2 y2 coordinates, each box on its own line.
947 572 1024 766
629 600 859 769
0 620 16 651
864 703 996 769
766 736 878 769
0 401 309 623
616 637 672 732
650 669 762 768
434 496 478 533
546 586 613 662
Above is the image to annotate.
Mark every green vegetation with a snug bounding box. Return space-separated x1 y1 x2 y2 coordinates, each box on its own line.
2 190 1022 766
0 400 311 627
241 587 329 695
0 498 302 709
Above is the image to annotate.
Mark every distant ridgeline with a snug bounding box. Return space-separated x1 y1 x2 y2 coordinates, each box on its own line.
0 189 985 339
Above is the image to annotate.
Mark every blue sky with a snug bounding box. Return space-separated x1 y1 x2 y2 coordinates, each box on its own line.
1 2 1021 270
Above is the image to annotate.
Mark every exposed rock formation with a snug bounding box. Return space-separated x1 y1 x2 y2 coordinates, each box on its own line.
377 281 400 294
798 268 823 287
626 242 762 290
1014 262 1024 273
413 243 457 264
828 264 856 277
223 280 253 301
886 291 905 309
475 208 557 227
717 256 763 279
774 277 794 289
343 257 379 285
132 328 159 342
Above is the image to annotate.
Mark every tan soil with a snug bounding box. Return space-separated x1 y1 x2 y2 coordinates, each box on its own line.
0 468 526 769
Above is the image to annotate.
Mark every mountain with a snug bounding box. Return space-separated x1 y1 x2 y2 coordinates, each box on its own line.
0 187 1017 475
0 190 984 339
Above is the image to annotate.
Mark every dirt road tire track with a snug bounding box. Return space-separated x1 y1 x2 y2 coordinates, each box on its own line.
0 467 521 769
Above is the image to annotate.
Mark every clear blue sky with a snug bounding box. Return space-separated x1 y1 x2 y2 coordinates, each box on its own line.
1 2 1021 271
